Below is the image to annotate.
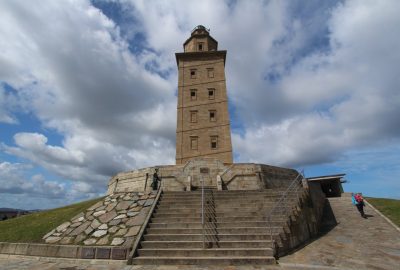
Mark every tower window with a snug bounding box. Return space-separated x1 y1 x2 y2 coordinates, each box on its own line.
190 89 197 101
190 69 197 79
190 111 198 123
198 43 204 51
207 68 214 78
208 88 215 100
190 136 198 150
210 136 218 149
209 110 216 122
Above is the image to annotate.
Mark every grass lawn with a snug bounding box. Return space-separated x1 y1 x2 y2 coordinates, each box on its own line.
0 197 103 243
367 197 400 227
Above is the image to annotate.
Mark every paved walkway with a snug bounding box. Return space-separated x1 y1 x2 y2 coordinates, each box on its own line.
0 196 399 270
279 196 400 270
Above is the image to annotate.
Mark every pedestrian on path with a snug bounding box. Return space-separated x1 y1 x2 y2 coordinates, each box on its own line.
352 192 367 218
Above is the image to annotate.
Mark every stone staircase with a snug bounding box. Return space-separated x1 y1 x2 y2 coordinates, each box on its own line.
131 189 303 265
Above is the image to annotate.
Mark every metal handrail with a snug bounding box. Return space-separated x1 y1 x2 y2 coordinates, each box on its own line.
265 171 305 252
220 164 234 177
201 174 217 249
201 174 205 248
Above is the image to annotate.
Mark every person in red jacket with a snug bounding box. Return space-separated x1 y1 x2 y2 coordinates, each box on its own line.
354 193 367 218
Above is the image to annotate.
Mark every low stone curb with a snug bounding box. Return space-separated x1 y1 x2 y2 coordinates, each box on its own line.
278 262 352 269
0 242 128 260
0 254 127 265
364 199 400 233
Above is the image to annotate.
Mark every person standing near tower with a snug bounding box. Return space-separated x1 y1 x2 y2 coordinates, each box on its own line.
151 168 161 191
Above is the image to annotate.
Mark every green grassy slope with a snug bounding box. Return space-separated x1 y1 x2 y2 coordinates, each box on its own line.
367 197 400 227
0 197 103 243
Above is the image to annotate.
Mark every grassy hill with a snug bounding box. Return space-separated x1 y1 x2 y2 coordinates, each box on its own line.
366 197 400 227
0 197 103 243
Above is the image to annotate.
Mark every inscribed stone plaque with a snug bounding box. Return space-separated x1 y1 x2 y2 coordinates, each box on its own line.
111 248 127 260
200 167 209 174
81 247 95 259
96 248 111 259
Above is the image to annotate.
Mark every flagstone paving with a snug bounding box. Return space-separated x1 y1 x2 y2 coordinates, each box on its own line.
0 196 399 270
279 196 400 270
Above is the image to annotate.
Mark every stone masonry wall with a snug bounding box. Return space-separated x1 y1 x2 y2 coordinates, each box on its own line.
260 164 299 188
276 182 326 256
43 191 157 248
106 159 300 194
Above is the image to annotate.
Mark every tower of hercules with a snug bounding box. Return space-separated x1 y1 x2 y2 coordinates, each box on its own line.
175 25 233 164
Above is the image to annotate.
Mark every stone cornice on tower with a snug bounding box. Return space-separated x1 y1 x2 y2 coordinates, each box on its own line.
175 51 227 66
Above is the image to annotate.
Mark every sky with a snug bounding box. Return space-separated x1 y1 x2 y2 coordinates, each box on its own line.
0 0 399 210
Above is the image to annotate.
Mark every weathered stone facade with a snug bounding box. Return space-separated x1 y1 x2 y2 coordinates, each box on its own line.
175 25 233 164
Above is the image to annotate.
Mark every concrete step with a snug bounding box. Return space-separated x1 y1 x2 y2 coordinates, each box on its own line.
132 256 276 265
152 211 286 218
161 194 278 197
148 221 285 228
143 233 280 241
160 195 288 199
153 207 275 214
161 194 284 199
137 248 274 257
160 196 280 200
162 190 285 195
158 200 280 205
154 208 270 213
146 227 282 234
156 203 277 210
150 216 287 223
140 240 273 249
160 196 295 201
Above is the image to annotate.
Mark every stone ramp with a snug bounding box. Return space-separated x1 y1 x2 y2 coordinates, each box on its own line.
279 196 400 270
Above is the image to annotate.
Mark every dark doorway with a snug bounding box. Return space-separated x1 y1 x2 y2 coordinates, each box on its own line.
320 180 342 197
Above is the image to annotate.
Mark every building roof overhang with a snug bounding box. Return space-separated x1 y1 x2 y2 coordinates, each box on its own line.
307 173 346 183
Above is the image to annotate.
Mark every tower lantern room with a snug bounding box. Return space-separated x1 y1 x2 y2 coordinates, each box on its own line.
184 25 218 52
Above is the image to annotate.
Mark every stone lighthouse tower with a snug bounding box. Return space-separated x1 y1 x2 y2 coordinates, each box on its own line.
175 25 233 164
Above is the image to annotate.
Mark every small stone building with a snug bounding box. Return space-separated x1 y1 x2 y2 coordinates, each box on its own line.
307 174 346 197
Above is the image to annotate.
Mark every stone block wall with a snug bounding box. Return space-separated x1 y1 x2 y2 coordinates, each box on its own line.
106 159 300 194
0 242 129 260
276 182 326 256
260 164 299 188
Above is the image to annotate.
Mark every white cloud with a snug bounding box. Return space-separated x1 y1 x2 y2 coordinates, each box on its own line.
0 161 102 209
0 0 177 187
233 0 400 165
0 161 63 198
